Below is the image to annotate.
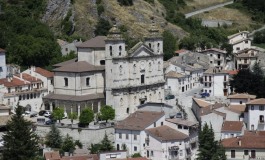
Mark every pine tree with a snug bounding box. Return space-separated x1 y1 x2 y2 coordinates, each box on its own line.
100 133 114 152
62 134 75 153
2 105 39 160
45 124 62 148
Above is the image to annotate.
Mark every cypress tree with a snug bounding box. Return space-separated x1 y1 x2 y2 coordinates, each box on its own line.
45 124 62 148
2 105 39 160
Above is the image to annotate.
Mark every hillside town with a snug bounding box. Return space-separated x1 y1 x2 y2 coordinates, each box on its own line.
1 22 265 160
1 0 265 159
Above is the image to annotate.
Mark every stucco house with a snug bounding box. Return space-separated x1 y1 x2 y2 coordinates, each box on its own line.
222 131 265 160
234 48 259 69
221 121 245 139
114 111 165 157
200 48 227 70
228 31 251 53
202 67 230 96
246 98 265 131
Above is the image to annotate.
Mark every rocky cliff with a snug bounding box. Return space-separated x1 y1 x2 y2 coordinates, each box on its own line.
42 0 187 39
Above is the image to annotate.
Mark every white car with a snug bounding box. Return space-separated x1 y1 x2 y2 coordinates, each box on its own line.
44 111 51 117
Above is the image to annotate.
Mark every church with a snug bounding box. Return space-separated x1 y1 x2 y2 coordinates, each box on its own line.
44 23 165 120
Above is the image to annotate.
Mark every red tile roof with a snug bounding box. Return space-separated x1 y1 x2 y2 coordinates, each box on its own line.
146 125 188 141
44 151 60 160
77 36 106 48
246 98 265 105
115 111 164 131
227 93 256 99
227 70 238 75
0 77 28 87
175 49 187 54
222 121 243 132
61 154 98 160
202 48 227 54
15 73 42 83
222 131 265 149
35 67 54 78
228 104 246 113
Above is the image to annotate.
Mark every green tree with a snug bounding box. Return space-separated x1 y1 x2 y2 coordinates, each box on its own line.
68 112 78 124
100 105 115 122
132 153 142 157
45 124 62 149
3 105 39 160
94 18 112 36
52 107 64 123
79 108 94 127
62 134 75 152
89 143 101 154
162 30 177 60
100 133 114 152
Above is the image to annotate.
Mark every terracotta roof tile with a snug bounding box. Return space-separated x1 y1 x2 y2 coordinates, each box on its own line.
228 104 246 113
175 49 188 54
227 70 238 75
43 93 105 102
192 98 212 108
53 61 105 73
204 67 228 74
53 58 77 67
44 151 60 160
201 48 227 54
61 154 99 160
115 111 164 131
246 98 265 105
165 71 185 78
145 125 188 141
35 67 54 78
0 77 28 87
166 118 198 127
14 73 42 83
222 121 243 132
228 93 256 99
77 36 106 48
222 131 265 149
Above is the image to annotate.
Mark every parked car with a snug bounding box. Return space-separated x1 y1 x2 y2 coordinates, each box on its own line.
39 110 46 116
200 92 210 98
30 111 38 118
44 111 51 117
165 94 175 100
45 119 56 125
176 112 182 118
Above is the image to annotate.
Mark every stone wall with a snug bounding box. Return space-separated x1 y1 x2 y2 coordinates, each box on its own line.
35 125 114 148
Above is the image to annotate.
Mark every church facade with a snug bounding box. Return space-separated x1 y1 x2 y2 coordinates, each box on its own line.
105 24 165 120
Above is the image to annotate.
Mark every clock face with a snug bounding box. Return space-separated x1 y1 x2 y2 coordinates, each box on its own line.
140 61 145 70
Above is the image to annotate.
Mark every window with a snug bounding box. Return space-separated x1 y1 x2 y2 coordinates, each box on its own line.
178 125 182 129
184 126 188 129
141 74 145 84
179 150 183 156
120 98 123 106
149 43 151 48
260 115 264 123
240 101 242 104
109 46 112 56
245 40 248 44
151 151 154 157
158 61 161 71
205 76 207 81
259 105 264 111
210 54 212 57
251 150 256 158
209 83 212 87
126 134 129 140
117 144 120 151
65 48 68 52
134 146 137 151
100 60 105 65
244 150 249 155
119 133 122 139
134 134 137 140
119 46 122 56
126 107 129 114
218 54 221 59
204 83 207 87
86 77 90 86
119 65 122 75
149 62 152 72
251 124 254 131
161 122 163 126
133 64 136 73
154 122 156 127
236 47 240 51
209 76 211 81
244 59 247 64
231 150 235 158
64 78 68 86
8 88 10 93
251 105 254 110
157 43 160 52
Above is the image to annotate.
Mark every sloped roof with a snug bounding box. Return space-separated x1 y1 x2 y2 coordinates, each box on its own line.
246 98 265 105
227 93 256 99
204 67 228 74
222 121 243 132
43 93 105 102
165 71 185 78
35 67 54 78
128 41 154 56
53 61 105 73
166 118 198 127
14 73 42 83
53 58 77 67
192 98 212 108
227 31 249 39
222 131 265 149
228 104 246 113
0 77 29 87
145 125 188 141
77 36 106 48
115 111 164 131
201 48 227 54
61 154 99 160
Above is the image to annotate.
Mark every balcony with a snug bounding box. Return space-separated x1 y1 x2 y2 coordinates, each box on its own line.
168 146 179 151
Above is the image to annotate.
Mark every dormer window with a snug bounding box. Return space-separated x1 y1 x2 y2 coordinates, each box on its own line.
109 46 113 56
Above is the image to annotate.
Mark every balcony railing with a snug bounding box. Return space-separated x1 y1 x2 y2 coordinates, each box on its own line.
168 146 179 151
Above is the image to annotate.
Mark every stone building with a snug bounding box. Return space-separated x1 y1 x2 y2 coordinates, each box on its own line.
105 24 165 120
0 48 7 79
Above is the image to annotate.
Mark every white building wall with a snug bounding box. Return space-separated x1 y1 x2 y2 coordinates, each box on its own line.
201 113 224 140
230 99 248 105
232 40 251 53
248 104 265 131
0 52 7 79
215 107 240 121
225 149 265 160
77 48 105 66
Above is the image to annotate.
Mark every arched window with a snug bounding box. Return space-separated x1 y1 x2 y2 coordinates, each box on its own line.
126 107 129 114
109 46 112 56
157 43 160 53
141 74 145 84
260 115 264 123
119 65 122 75
133 64 136 73
119 46 122 56
120 98 123 106
117 144 120 150
158 61 161 71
